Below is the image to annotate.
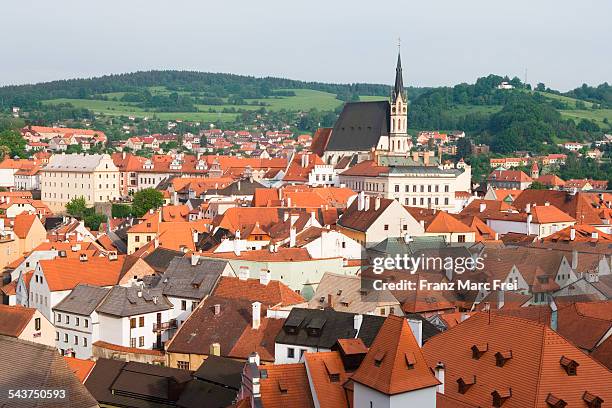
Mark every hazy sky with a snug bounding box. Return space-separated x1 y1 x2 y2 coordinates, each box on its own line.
1 0 610 90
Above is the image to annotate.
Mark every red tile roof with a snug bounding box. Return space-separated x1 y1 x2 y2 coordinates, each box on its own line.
39 256 125 291
12 213 39 239
423 313 612 408
304 352 350 408
258 363 314 408
212 276 305 307
0 304 36 337
351 315 440 395
63 357 96 383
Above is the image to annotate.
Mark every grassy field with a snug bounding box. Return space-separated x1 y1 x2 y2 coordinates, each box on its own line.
560 109 612 127
43 88 347 121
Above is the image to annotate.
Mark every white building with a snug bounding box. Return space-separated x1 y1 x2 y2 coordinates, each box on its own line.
52 284 110 358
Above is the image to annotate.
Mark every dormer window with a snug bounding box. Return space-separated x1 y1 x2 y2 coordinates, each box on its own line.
323 360 340 383
559 356 579 376
404 352 415 369
457 376 476 394
583 391 603 408
491 388 512 407
374 351 386 367
471 343 488 359
495 351 512 367
278 380 288 395
545 393 567 408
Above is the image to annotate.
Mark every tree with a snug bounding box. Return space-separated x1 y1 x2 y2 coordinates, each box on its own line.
132 188 164 217
66 196 87 219
0 130 26 158
536 83 546 92
84 213 107 231
112 203 133 218
456 137 472 159
528 181 548 190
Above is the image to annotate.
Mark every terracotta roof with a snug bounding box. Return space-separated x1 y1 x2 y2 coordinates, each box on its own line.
543 224 612 243
351 315 440 395
64 357 96 383
311 128 332 157
304 352 350 408
228 317 285 362
12 213 39 239
340 160 388 177
591 335 612 370
283 153 324 182
487 169 532 182
423 313 612 407
426 211 473 234
92 340 164 356
202 247 312 262
212 276 305 307
338 196 394 232
258 363 314 408
557 301 612 352
0 304 36 337
536 174 565 187
39 256 126 291
336 338 368 355
513 190 602 224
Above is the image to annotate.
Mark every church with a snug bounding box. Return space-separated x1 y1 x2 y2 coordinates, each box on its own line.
313 51 413 166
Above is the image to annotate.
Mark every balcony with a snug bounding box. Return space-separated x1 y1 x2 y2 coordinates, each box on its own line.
153 319 177 332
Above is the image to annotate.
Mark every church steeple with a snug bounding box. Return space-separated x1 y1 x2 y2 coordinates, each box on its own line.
392 50 405 102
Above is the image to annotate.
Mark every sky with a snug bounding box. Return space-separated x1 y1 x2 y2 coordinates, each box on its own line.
1 0 610 91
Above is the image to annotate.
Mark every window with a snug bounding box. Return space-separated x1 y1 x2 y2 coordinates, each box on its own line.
83 337 88 347
135 236 140 243
458 235 466 243
394 185 399 193
420 185 424 192
287 348 295 359
74 336 78 345
139 336 145 347
57 313 62 322
384 225 389 231
65 315 69 324
35 318 41 331
75 317 80 326
191 301 197 311
55 331 59 341
444 185 449 192
130 338 136 348
181 300 187 311
444 197 449 205
64 333 68 342
139 316 145 327
130 318 136 328
177 361 190 370
84 319 89 328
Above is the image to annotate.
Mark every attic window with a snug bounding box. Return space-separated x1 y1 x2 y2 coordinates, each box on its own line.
457 376 476 394
319 296 325 303
495 351 513 367
404 352 415 369
374 351 386 367
278 379 288 394
545 393 567 408
323 360 341 383
582 391 603 408
336 290 342 296
559 356 579 376
491 388 512 407
471 343 488 359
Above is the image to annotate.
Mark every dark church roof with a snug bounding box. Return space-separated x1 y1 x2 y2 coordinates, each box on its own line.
393 51 405 101
326 101 390 152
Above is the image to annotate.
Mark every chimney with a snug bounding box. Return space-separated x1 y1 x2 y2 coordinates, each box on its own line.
549 300 558 331
479 202 486 213
154 237 159 248
213 304 221 315
191 254 200 266
287 197 292 208
310 211 316 225
357 191 365 211
570 227 576 241
526 214 532 234
79 253 88 262
544 201 550 206
353 314 363 336
71 243 81 252
248 352 260 366
108 251 118 261
192 231 198 243
374 196 381 211
259 269 271 286
137 290 143 298
252 301 261 330
498 290 505 310
407 319 423 347
423 152 430 166
234 230 241 256
283 211 289 222
364 195 370 211
289 227 296 247
412 151 419 162
571 250 578 270
591 231 599 240
209 343 221 356
327 294 334 309
238 266 250 280
435 362 445 394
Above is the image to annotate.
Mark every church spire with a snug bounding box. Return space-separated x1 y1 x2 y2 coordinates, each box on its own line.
392 40 404 101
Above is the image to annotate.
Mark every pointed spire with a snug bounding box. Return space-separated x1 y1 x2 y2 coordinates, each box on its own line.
393 41 404 101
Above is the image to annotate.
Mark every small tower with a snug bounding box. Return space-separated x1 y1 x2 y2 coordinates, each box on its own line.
389 44 410 154
530 161 539 179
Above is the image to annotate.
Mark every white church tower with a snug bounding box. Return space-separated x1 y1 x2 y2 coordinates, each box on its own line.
388 47 410 154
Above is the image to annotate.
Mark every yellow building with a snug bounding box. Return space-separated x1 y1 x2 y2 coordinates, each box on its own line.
40 153 120 213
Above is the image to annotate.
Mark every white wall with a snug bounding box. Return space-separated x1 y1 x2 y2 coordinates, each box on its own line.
274 342 322 364
353 382 437 408
303 230 363 260
54 310 94 358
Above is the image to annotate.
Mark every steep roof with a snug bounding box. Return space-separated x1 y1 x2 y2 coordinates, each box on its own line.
39 256 126 291
258 363 314 408
212 276 305 307
327 101 390 151
0 304 36 337
96 286 171 317
351 315 440 395
422 313 612 407
0 335 98 407
157 256 228 300
304 351 350 408
513 190 602 224
64 356 96 383
338 196 394 232
53 284 110 316
426 211 473 234
12 213 39 239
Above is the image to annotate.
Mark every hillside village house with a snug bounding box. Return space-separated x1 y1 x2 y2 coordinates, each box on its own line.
0 304 56 347
486 204 576 239
0 213 47 269
53 284 110 358
337 194 424 247
41 153 120 213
